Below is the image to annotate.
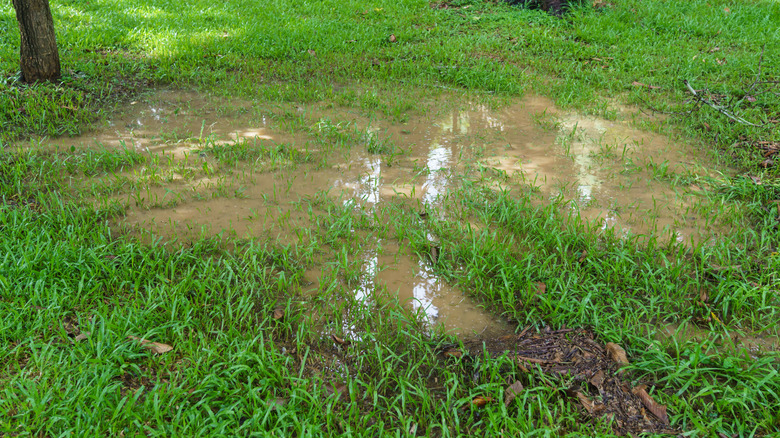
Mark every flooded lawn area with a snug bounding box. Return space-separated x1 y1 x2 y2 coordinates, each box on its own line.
43 89 733 336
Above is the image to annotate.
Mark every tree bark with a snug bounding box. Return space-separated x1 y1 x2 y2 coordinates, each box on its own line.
12 0 61 83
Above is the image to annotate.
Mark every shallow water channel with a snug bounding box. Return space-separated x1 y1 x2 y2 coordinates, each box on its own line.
47 89 727 337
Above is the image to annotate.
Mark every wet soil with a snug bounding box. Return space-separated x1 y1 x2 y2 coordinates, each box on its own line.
42 89 727 336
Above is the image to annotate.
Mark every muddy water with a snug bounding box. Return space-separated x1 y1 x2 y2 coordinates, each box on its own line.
44 90 722 335
354 241 508 336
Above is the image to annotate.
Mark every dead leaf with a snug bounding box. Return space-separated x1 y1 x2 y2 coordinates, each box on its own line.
605 342 629 367
471 395 493 408
632 386 669 425
266 397 288 410
127 335 173 354
698 288 709 303
72 332 90 343
273 307 284 320
759 158 774 168
430 245 440 264
535 282 547 295
708 47 720 53
576 391 596 414
325 382 348 400
331 334 350 346
307 49 316 56
578 250 588 263
589 370 605 388
504 381 524 407
389 34 396 43
443 348 463 358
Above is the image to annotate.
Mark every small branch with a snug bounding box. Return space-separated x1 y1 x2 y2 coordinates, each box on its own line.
684 79 764 127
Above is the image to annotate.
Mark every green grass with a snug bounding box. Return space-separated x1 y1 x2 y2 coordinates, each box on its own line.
2 0 780 436
2 0 778 167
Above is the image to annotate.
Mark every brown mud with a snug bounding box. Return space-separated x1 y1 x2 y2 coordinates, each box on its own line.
42 89 728 336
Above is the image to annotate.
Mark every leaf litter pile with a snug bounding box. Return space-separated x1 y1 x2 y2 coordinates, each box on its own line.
452 327 676 436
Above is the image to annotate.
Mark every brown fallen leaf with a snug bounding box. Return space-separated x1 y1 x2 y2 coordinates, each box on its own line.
389 34 396 43
266 397 288 411
471 395 493 408
589 370 605 388
535 282 547 295
307 49 316 56
72 332 90 343
708 47 721 53
576 391 596 414
273 307 284 320
698 287 709 303
578 250 588 263
331 334 350 346
632 386 669 425
430 245 440 264
443 348 463 358
127 335 173 354
759 158 774 168
325 382 348 401
605 342 629 367
504 381 524 407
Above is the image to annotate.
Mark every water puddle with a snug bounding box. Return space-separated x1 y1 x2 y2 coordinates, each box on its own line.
39 89 727 336
356 241 508 336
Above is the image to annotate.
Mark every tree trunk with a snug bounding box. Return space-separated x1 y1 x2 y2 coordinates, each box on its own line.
12 0 61 83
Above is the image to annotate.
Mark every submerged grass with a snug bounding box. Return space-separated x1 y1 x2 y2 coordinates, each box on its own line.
2 0 780 436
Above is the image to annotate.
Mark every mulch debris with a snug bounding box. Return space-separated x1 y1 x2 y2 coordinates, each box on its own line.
458 327 677 436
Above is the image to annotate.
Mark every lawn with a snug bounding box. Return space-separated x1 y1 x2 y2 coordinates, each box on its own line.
1 0 779 436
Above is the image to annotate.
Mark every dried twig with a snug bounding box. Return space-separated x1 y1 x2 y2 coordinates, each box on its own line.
683 79 764 127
